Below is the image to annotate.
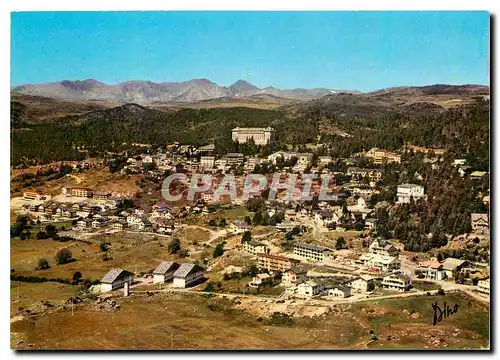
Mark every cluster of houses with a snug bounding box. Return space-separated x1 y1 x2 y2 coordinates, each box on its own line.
237 231 413 299
100 261 205 293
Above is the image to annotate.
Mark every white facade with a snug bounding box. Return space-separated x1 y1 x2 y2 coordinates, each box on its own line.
297 280 325 297
328 286 351 298
350 276 375 293
281 269 307 286
200 156 215 170
477 279 489 294
293 242 333 262
382 272 411 291
397 184 425 203
232 127 276 146
173 272 204 288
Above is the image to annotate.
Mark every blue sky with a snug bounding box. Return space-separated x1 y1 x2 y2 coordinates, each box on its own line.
11 11 489 91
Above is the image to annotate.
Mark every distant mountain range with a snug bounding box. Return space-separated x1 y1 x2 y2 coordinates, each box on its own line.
11 78 361 103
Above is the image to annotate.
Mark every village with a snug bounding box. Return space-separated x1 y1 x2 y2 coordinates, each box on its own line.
11 127 490 309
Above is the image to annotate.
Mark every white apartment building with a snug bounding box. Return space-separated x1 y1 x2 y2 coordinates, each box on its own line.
381 271 412 292
200 156 215 170
293 242 333 262
397 183 425 203
232 127 276 146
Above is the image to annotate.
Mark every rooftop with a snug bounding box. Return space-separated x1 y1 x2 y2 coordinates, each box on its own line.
293 241 331 252
153 261 180 275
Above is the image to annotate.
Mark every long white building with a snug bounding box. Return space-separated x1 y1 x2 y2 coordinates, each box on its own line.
397 183 425 203
232 127 276 146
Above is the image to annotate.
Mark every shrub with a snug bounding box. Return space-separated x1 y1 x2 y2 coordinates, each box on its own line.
268 312 295 327
168 237 181 254
213 241 226 258
37 258 50 270
72 271 82 282
99 242 109 252
36 231 48 240
55 248 73 265
437 288 445 296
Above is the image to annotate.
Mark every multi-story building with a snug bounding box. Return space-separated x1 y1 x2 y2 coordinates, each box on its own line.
257 253 300 272
364 148 401 164
223 153 245 167
359 253 400 272
471 213 489 235
232 127 276 146
245 157 261 172
93 192 111 201
349 275 376 293
281 268 307 286
242 240 269 255
63 187 93 198
397 183 425 203
347 167 384 181
297 280 325 297
23 191 45 201
368 239 399 257
200 156 215 170
381 271 412 292
293 242 333 262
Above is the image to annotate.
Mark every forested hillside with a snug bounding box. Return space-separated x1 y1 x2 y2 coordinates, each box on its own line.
11 96 489 170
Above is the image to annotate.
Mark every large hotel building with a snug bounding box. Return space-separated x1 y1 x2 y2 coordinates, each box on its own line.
232 127 276 146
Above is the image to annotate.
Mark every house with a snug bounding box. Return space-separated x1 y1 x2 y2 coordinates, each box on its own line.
364 218 376 231
92 219 103 228
369 239 399 257
281 268 307 286
471 213 489 235
249 273 273 288
349 276 376 293
257 253 300 272
152 261 181 284
246 157 261 171
293 242 334 262
441 258 468 278
172 263 205 288
397 184 425 203
230 220 250 234
453 159 467 166
359 253 400 272
100 269 133 292
318 156 332 166
297 153 313 167
418 260 447 281
477 279 489 294
297 280 325 297
242 240 269 255
327 285 351 298
458 165 472 177
112 220 126 231
382 271 412 291
77 219 92 230
470 171 488 180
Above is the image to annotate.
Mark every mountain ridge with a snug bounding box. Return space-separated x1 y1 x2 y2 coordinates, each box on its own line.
12 78 362 103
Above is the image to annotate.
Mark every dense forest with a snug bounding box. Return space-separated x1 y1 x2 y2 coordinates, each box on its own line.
11 97 489 171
